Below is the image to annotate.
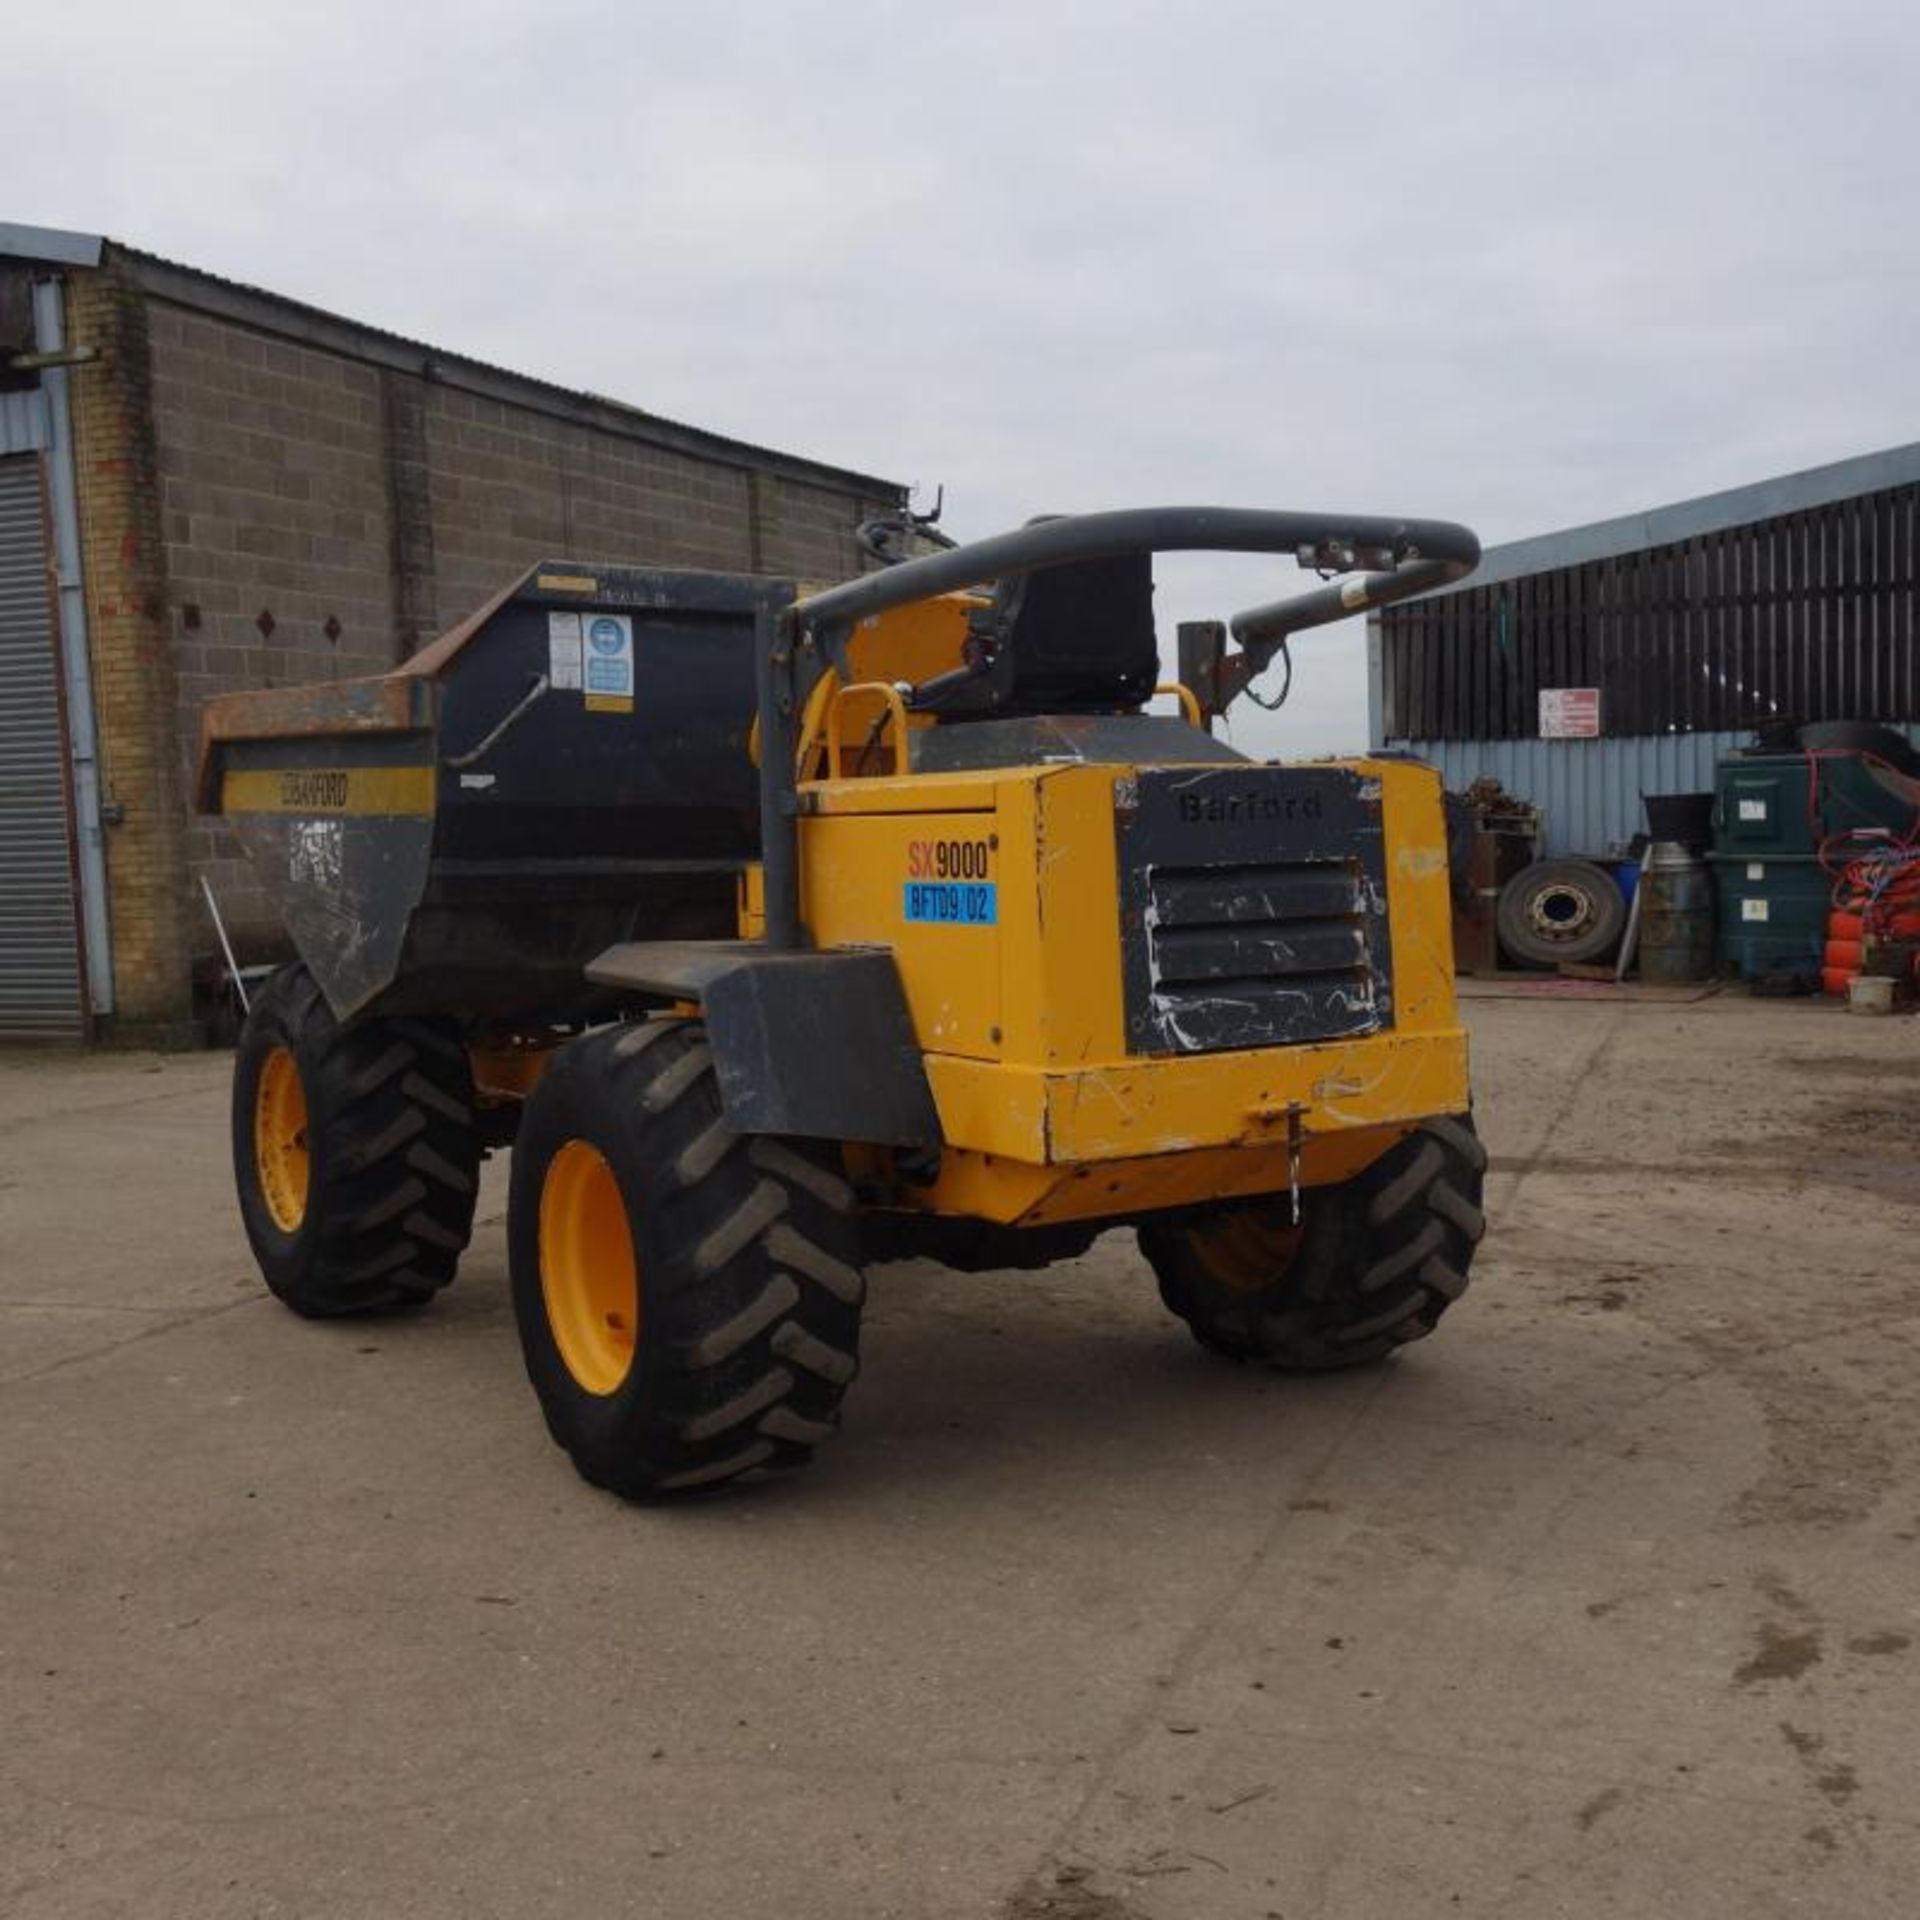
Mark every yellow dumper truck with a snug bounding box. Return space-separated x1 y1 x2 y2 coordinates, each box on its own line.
200 507 1487 1498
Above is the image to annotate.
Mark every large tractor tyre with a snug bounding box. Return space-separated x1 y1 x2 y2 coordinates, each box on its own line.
1139 1113 1488 1369
507 1017 864 1499
232 965 482 1317
1495 858 1627 968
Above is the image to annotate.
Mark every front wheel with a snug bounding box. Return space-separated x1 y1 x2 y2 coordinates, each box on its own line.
1139 1114 1487 1368
507 1018 866 1499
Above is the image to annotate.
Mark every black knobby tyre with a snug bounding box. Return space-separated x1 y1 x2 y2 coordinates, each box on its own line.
1495 859 1626 968
231 965 482 1316
507 1017 864 1499
1140 1114 1488 1369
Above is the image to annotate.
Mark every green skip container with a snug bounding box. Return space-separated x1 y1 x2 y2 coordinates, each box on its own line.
1707 851 1832 986
1708 749 1914 986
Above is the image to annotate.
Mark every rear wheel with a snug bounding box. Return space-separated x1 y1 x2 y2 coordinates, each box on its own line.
1139 1114 1487 1368
231 965 481 1316
507 1017 865 1499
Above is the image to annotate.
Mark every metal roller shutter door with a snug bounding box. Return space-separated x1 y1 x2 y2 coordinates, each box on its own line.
0 455 84 1039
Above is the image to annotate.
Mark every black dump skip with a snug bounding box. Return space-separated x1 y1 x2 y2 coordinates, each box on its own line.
1116 767 1391 1055
204 563 792 1024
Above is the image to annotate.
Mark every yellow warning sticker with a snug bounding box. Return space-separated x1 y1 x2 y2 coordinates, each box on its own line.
221 765 436 816
537 572 599 593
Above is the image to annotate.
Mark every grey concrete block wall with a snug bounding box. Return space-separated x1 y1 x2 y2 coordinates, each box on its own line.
148 304 399 940
421 387 755 616
135 292 896 955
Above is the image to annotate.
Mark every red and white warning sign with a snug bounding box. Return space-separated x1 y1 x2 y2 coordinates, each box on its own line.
1539 687 1601 739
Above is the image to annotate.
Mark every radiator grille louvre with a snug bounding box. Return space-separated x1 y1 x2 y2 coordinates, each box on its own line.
1142 861 1376 1053
1117 768 1393 1057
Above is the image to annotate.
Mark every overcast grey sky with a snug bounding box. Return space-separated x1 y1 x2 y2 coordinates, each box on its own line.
18 0 1920 751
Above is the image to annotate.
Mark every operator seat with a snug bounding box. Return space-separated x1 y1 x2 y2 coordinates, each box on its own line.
913 550 1159 719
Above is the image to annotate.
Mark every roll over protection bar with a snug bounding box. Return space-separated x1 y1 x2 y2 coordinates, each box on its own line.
758 505 1479 950
792 505 1480 705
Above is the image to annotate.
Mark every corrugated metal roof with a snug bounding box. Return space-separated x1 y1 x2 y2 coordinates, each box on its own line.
0 223 904 500
0 223 102 268
1431 441 1920 598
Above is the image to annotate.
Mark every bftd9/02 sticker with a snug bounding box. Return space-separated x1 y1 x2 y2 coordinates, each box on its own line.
903 836 997 926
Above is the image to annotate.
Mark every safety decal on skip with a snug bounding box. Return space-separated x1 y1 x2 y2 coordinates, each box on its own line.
547 611 584 690
582 614 635 713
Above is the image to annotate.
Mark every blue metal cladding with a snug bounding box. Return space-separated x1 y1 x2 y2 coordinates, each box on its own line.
1390 727 1920 858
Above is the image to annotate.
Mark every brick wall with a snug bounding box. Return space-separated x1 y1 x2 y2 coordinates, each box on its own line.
416 394 877 613
146 304 398 964
425 387 753 617
759 472 884 584
90 279 894 1004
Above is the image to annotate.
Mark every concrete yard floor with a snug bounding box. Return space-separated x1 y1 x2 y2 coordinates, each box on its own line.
2 995 1917 1919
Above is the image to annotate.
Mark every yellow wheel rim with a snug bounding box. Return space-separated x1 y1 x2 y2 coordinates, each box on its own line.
253 1045 311 1234
538 1139 640 1395
1192 1203 1305 1294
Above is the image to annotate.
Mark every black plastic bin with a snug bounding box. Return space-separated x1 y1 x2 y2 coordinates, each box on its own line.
1643 791 1715 850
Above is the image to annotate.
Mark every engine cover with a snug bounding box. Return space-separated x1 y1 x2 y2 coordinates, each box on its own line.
1116 766 1392 1055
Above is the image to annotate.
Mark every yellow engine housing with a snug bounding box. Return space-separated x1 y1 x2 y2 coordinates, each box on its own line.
742 744 1466 1230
